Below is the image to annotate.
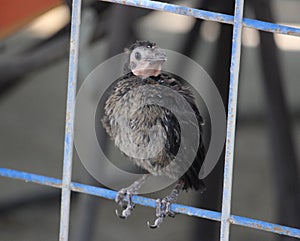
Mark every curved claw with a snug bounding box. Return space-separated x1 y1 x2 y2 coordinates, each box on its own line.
147 216 164 229
168 211 176 218
115 189 136 219
115 207 132 219
115 209 126 219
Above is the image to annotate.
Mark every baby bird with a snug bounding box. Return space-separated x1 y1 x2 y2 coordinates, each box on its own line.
102 40 206 228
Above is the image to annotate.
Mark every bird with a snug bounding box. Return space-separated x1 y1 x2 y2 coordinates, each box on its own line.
102 40 206 228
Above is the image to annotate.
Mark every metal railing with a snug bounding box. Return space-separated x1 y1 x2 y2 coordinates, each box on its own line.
1 0 300 240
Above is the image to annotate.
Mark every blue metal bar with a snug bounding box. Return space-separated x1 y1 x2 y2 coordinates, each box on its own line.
1 168 299 239
243 18 300 36
0 168 62 188
99 0 300 37
230 215 300 238
59 0 82 240
220 0 244 240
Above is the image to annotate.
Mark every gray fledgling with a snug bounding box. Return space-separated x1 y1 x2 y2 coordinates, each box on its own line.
102 40 206 228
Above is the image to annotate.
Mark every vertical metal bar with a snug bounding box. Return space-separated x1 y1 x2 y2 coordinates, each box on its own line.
220 0 244 240
59 0 82 240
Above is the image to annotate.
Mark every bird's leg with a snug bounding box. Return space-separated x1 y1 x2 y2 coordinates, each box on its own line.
115 174 150 219
147 180 184 229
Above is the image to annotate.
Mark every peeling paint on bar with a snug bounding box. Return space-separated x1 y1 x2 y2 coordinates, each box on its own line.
220 0 244 240
243 18 300 36
230 216 300 238
59 0 82 240
0 168 299 238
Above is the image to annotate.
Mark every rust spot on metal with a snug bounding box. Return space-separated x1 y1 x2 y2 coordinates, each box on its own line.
177 207 187 212
274 226 283 232
66 111 71 122
274 226 290 235
255 223 263 229
52 183 62 188
285 30 300 37
215 17 222 22
72 186 83 192
249 223 292 235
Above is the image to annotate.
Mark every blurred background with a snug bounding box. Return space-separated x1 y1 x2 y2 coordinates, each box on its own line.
0 0 299 240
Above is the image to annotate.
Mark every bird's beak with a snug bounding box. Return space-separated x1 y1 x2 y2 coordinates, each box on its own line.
146 49 167 63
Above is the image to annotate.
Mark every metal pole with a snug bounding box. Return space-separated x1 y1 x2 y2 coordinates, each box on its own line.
59 0 82 240
220 0 244 240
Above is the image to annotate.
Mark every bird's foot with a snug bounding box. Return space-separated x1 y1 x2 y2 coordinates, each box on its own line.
147 198 176 229
114 174 150 219
115 189 135 219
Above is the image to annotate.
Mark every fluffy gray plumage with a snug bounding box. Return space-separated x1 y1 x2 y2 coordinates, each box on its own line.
102 40 206 191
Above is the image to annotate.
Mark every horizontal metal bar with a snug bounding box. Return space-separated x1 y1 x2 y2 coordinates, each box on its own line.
99 0 300 37
0 168 220 222
230 215 300 238
243 18 300 37
0 167 62 187
70 181 222 222
0 168 299 238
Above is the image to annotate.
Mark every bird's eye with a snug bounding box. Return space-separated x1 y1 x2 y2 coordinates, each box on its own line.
135 52 141 60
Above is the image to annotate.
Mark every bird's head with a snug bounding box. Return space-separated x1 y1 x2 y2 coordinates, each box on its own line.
124 40 167 79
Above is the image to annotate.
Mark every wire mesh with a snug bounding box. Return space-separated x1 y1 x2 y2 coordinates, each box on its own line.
0 0 300 240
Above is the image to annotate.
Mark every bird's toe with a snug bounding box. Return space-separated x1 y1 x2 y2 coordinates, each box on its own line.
115 189 135 219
